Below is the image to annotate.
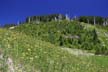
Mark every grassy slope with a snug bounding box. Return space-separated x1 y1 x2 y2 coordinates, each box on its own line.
14 21 102 53
81 22 108 50
0 22 108 72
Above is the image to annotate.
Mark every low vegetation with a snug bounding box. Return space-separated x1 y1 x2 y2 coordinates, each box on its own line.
14 20 108 55
0 28 108 72
0 19 108 72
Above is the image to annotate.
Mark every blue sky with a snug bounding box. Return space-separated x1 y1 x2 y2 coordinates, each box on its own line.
0 0 108 25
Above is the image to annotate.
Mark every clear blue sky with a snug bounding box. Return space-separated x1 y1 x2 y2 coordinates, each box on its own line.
0 0 108 25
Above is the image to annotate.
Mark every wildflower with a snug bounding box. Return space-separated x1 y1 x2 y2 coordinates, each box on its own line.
27 48 31 51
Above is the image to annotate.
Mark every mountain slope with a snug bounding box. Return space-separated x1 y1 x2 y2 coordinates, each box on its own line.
0 21 108 72
0 28 108 72
13 20 107 54
81 22 108 54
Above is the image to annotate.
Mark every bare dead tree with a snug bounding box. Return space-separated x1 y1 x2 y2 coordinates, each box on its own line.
65 14 70 21
87 19 89 24
94 16 96 25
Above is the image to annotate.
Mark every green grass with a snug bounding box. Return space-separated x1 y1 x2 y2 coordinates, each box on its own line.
0 28 108 72
13 21 103 54
90 56 108 67
0 21 108 72
81 22 108 54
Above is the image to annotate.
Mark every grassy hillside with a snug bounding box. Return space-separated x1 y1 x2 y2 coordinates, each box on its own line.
0 21 108 72
0 28 108 72
14 20 108 54
81 23 108 54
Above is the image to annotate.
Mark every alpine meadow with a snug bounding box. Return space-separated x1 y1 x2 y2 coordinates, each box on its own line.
0 14 108 72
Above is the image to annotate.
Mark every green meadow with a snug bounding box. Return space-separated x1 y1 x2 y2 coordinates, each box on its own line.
0 20 108 72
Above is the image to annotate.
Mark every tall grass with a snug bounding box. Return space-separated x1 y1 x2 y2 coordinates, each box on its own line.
0 29 108 72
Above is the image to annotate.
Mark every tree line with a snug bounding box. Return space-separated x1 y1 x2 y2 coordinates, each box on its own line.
26 14 66 23
26 14 108 26
3 14 108 28
78 16 108 26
